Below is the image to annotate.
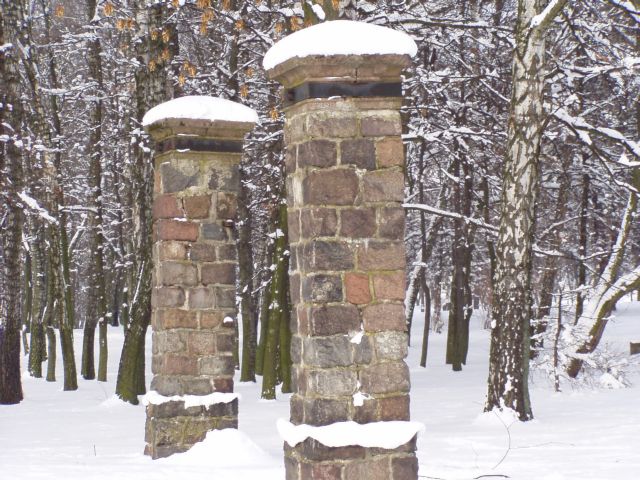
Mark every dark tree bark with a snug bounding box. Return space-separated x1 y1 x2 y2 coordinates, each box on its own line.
0 0 25 405
81 0 109 383
261 205 291 399
116 0 170 403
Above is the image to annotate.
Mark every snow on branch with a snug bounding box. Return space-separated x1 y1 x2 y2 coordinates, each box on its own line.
608 0 640 22
530 0 571 32
403 203 498 233
553 109 640 166
18 192 58 224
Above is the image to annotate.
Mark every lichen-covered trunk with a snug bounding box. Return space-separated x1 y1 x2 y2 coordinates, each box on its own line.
82 0 109 382
419 270 432 367
446 156 474 371
27 234 46 378
261 205 290 399
116 0 168 403
486 0 547 421
238 191 257 382
22 249 32 355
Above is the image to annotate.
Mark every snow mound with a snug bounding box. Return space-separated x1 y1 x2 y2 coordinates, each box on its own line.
160 429 275 467
99 395 136 408
263 20 417 71
599 372 626 389
276 418 424 449
472 407 521 427
142 96 258 127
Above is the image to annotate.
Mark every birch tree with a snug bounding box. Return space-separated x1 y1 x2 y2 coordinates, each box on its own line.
485 0 569 421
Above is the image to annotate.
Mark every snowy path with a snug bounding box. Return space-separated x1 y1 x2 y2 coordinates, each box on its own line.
1 300 638 479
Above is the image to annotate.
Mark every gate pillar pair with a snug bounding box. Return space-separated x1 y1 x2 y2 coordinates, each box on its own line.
265 23 420 480
143 21 420 478
143 97 257 459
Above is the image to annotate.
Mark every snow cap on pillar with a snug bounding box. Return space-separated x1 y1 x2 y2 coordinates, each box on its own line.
263 20 417 88
142 95 258 140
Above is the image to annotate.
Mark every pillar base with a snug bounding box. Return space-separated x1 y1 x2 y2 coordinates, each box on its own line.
284 437 418 480
144 398 238 459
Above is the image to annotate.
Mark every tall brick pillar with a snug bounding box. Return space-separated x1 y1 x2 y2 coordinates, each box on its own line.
142 96 256 459
265 22 420 480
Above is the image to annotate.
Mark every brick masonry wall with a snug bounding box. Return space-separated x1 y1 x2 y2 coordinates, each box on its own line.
282 96 418 479
144 118 250 459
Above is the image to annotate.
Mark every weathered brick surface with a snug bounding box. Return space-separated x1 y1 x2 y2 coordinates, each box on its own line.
153 195 183 219
188 287 215 309
157 309 198 330
303 336 353 368
157 220 199 242
391 455 419 479
339 208 376 238
302 274 342 303
298 140 338 168
271 51 416 478
190 243 216 262
307 113 358 138
363 303 406 332
159 241 189 261
160 162 199 193
373 272 406 301
183 195 211 219
344 272 371 305
309 305 360 336
201 222 228 241
378 207 405 240
152 287 185 308
361 115 402 137
160 262 197 286
309 240 355 271
376 137 404 168
357 241 406 271
344 457 391 480
145 108 252 459
300 208 338 237
303 169 359 206
341 138 376 170
201 262 236 285
216 192 237 219
379 395 411 421
363 169 405 203
360 362 410 394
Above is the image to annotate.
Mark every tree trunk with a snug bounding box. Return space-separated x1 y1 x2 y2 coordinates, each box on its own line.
486 0 568 421
419 271 432 367
238 176 257 382
0 0 25 404
22 249 32 355
261 205 290 399
82 0 109 383
574 171 590 322
116 0 169 403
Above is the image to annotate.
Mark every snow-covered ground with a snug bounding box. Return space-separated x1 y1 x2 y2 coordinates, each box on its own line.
1 299 638 479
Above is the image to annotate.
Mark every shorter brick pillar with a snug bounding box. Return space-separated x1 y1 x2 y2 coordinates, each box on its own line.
142 96 256 459
265 21 421 480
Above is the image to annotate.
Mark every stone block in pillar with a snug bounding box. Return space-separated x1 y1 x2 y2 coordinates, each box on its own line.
142 96 256 459
265 21 421 480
